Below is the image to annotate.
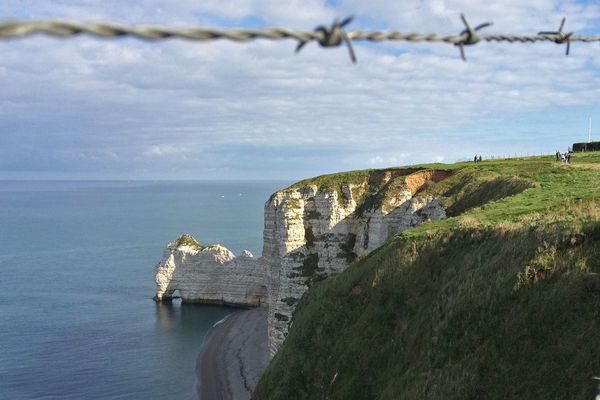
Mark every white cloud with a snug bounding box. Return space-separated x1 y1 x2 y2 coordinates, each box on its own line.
143 144 191 158
338 0 600 32
370 156 385 165
369 153 410 166
2 1 600 179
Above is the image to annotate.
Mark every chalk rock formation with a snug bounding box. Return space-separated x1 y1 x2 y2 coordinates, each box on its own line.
154 168 451 358
154 238 267 307
263 169 450 357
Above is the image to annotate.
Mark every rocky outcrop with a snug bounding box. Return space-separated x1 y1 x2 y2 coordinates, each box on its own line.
263 169 450 357
154 239 267 307
154 168 451 357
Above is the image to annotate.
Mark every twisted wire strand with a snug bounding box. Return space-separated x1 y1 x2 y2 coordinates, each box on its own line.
348 31 600 44
0 20 320 42
2 18 600 62
3 19 600 44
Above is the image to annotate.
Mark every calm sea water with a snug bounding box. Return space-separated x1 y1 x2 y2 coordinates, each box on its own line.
0 180 288 400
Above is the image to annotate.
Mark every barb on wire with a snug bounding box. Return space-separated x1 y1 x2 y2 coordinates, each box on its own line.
538 17 573 55
296 16 356 63
1 15 600 63
455 13 493 61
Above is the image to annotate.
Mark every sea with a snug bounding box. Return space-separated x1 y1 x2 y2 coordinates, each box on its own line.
0 180 288 400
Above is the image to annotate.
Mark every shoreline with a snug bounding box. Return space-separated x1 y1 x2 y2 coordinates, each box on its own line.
196 307 269 400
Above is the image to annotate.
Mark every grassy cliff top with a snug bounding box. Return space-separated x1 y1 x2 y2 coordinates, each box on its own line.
254 152 600 400
280 153 600 217
170 234 204 250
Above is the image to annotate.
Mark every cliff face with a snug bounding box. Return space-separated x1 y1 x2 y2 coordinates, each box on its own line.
154 168 450 357
263 169 449 357
154 242 267 307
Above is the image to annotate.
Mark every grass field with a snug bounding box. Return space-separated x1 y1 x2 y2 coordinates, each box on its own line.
254 152 600 400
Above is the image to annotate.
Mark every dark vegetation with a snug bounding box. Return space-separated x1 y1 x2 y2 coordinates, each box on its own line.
274 313 290 322
254 153 600 400
304 227 316 248
573 141 600 152
337 233 357 263
281 297 298 306
299 253 320 277
172 233 204 250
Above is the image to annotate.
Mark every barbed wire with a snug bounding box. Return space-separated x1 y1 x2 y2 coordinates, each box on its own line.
1 14 600 62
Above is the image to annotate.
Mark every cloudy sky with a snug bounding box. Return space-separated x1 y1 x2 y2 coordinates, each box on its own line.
1 1 600 180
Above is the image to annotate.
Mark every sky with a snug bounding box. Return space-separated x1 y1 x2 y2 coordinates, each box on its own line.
1 0 600 180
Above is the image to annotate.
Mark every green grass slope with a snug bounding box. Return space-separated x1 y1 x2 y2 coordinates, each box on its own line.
254 153 600 400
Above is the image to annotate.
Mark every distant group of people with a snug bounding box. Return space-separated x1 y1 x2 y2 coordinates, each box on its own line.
556 150 572 164
473 155 483 163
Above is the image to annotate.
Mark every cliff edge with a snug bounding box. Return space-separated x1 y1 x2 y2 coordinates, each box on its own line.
154 168 454 356
263 168 451 357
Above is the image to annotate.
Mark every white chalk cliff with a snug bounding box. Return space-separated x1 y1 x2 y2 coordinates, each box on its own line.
154 238 267 307
154 168 450 358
